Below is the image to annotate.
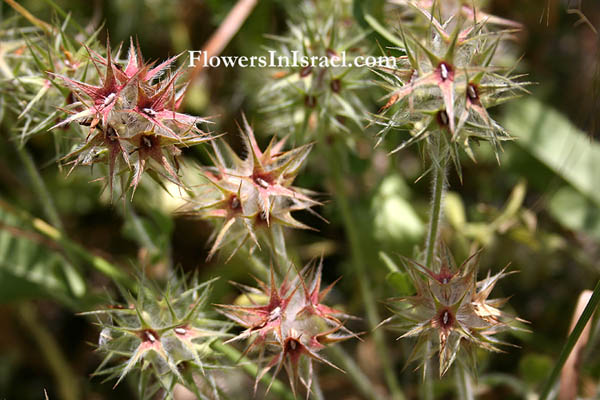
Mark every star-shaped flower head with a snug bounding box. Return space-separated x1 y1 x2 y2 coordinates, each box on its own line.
382 247 522 377
180 114 321 261
50 37 213 199
0 13 101 147
217 260 357 398
81 271 228 398
50 37 127 129
372 3 529 176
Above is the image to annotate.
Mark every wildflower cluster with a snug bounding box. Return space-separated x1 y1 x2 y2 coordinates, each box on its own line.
83 273 227 398
1 0 531 398
384 248 521 376
181 116 319 261
218 262 356 397
51 38 212 197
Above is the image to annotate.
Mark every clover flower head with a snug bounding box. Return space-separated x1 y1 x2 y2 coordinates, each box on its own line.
181 114 320 261
218 260 357 397
386 0 523 31
373 4 529 176
384 247 521 376
49 37 213 198
81 272 227 397
258 0 370 138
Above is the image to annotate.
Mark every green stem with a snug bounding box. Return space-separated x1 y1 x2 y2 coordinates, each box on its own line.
124 202 158 254
210 340 296 400
18 303 80 400
424 139 448 269
236 248 270 280
13 143 88 296
420 138 449 400
269 223 291 275
421 343 434 400
321 137 404 400
539 279 600 400
455 364 474 400
327 345 378 400
311 368 325 400
14 143 62 229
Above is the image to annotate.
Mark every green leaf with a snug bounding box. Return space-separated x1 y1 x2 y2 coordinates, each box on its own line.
385 271 415 296
503 99 600 207
371 174 424 248
444 192 466 230
0 211 74 304
548 186 600 240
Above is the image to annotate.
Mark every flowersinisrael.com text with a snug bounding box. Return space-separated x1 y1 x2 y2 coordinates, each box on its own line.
188 50 397 69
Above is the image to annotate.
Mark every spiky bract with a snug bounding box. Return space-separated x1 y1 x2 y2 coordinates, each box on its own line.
218 261 356 398
384 248 522 376
50 38 213 198
83 272 227 399
180 115 320 261
373 2 529 177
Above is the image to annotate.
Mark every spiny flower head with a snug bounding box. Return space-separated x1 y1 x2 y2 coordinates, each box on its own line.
181 115 320 261
218 261 356 397
81 272 227 398
258 0 371 138
0 16 102 146
373 4 528 176
50 37 213 198
386 0 523 31
383 248 521 376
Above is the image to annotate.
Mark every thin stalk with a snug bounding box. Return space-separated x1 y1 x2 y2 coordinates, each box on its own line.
424 138 448 269
455 364 474 400
269 223 291 275
210 340 296 400
327 345 378 400
14 143 62 230
421 343 434 400
311 365 325 400
18 302 80 400
320 135 404 400
421 137 449 400
124 202 158 254
235 247 270 280
13 143 87 296
30 217 131 286
539 279 600 400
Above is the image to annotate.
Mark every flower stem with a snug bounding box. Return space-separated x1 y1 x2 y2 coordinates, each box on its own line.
455 364 474 400
421 343 434 400
421 137 449 400
539 279 600 400
13 143 87 296
14 143 63 230
321 137 405 400
424 138 448 268
269 223 291 275
210 340 296 400
327 345 379 400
